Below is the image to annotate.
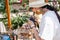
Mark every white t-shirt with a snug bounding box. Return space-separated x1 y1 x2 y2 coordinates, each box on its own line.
39 10 60 40
53 24 60 40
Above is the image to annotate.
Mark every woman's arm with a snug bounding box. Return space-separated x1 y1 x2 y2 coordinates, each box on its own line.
32 16 55 40
32 27 43 40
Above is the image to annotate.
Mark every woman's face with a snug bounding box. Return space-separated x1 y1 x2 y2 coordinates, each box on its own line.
36 8 42 14
32 8 36 13
32 8 41 13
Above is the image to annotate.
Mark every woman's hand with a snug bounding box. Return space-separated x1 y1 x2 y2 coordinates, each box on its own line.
32 27 43 40
32 27 38 35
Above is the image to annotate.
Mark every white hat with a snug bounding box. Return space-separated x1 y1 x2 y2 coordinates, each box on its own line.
29 0 50 8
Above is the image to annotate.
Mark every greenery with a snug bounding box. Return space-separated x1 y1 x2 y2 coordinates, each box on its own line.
22 0 29 5
0 0 29 13
2 14 30 30
0 0 12 13
11 9 19 13
0 0 5 13
3 18 8 26
11 14 29 30
0 0 29 30
9 0 29 5
58 0 60 2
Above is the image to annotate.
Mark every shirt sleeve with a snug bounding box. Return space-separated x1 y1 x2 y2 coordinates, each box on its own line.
40 17 55 40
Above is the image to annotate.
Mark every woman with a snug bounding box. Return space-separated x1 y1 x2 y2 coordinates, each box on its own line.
32 4 60 40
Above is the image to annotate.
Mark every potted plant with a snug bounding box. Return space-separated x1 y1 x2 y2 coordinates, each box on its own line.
11 14 29 30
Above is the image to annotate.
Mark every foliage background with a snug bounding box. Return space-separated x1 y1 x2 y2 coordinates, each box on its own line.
0 0 5 13
0 0 29 13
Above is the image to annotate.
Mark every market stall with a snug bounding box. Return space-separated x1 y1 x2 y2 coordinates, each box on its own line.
0 0 53 40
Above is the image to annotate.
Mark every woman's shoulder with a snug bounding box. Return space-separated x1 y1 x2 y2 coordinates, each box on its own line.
44 10 56 17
